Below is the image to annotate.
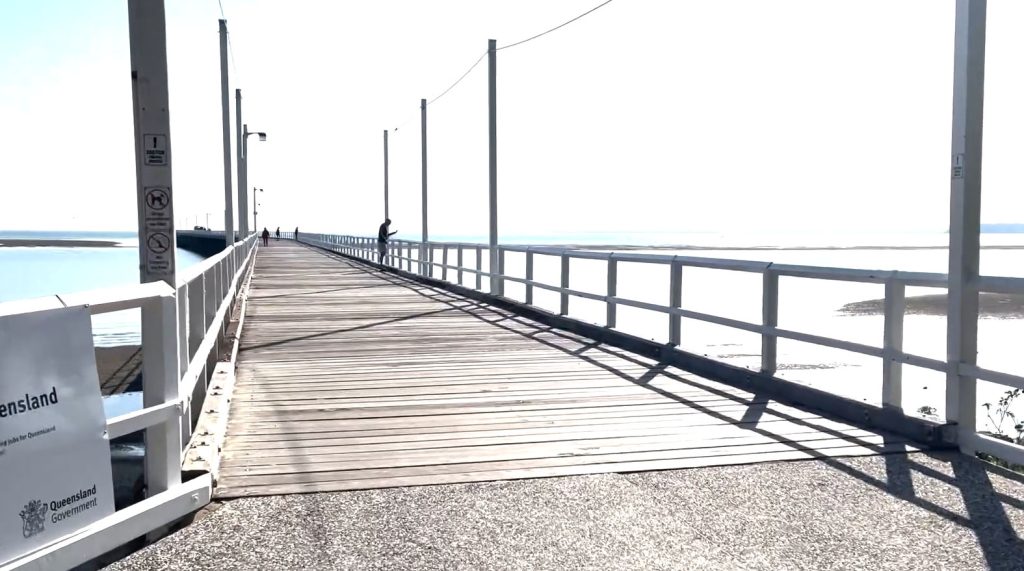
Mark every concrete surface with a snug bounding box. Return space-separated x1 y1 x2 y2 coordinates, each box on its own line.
107 452 1024 570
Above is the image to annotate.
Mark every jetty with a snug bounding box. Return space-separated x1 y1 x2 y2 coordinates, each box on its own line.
116 238 1024 569
2 0 1023 569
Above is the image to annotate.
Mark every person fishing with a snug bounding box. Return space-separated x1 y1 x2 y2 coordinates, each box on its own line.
377 218 396 265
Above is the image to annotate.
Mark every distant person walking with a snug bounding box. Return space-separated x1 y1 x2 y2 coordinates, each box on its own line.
275 227 281 241
261 227 270 246
294 227 299 241
377 218 396 266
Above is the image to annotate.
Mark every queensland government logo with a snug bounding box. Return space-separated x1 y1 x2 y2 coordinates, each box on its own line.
19 500 47 538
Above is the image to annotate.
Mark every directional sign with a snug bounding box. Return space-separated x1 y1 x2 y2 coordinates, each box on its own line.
144 134 167 166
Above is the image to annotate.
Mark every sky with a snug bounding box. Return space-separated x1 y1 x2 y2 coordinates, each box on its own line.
0 0 1022 240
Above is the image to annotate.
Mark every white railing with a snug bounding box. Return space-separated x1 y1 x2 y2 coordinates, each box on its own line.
301 233 1024 468
0 233 258 571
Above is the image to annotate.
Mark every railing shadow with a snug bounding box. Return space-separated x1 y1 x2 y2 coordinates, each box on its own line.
291 242 1024 568
250 282 393 300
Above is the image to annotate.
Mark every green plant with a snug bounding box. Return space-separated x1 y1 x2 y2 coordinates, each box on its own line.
982 389 1024 443
978 389 1024 472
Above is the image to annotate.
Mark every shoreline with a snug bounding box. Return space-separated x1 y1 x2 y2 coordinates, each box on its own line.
0 239 121 248
841 293 1024 317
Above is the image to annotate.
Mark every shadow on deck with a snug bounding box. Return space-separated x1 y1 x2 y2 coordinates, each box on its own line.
111 240 1024 570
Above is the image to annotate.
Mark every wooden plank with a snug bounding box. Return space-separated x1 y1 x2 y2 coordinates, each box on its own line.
221 413 860 450
216 241 924 497
215 439 919 498
219 430 897 476
225 409 831 444
222 424 883 461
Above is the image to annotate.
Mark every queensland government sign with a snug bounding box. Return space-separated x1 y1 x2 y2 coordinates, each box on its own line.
0 306 115 566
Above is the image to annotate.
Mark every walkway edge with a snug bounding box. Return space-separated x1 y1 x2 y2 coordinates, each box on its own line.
182 248 258 483
305 241 956 449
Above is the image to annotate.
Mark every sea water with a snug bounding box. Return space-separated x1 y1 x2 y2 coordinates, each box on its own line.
0 231 205 346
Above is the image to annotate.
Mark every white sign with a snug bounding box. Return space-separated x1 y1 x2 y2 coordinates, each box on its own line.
142 185 175 276
0 306 115 566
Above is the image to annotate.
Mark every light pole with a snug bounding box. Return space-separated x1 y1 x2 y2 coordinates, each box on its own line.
241 125 267 235
253 187 263 232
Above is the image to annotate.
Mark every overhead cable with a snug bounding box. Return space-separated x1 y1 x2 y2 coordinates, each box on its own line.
498 0 615 51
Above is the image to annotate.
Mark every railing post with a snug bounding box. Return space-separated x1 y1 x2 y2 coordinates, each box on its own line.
177 283 188 379
497 247 506 296
476 247 483 290
560 254 570 315
141 293 182 494
606 254 617 328
761 267 779 375
426 243 434 278
883 279 906 408
525 249 534 305
457 245 464 285
442 245 449 282
204 267 217 330
669 259 682 346
192 272 207 360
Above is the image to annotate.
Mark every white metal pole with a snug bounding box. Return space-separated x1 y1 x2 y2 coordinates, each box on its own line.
488 39 499 294
669 260 682 346
252 185 258 233
882 280 906 408
128 0 182 495
384 129 390 220
236 89 247 235
421 98 428 275
606 255 617 327
946 0 986 449
243 125 249 233
219 19 234 248
761 269 779 375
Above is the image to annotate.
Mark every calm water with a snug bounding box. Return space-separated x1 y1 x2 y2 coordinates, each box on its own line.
0 231 206 346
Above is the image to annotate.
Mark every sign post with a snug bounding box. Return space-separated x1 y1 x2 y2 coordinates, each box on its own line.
0 307 116 565
128 0 182 496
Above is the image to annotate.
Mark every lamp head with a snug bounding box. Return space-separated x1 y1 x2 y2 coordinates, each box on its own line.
258 133 267 141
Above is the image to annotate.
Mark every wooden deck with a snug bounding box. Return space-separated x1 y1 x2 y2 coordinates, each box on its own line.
216 240 920 498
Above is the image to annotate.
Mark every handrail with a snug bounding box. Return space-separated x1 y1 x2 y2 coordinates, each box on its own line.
176 236 247 286
388 239 958 287
0 281 174 318
301 231 1024 469
0 232 259 571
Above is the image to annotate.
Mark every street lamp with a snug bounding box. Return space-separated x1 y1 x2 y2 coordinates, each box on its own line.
253 187 263 232
241 124 267 234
